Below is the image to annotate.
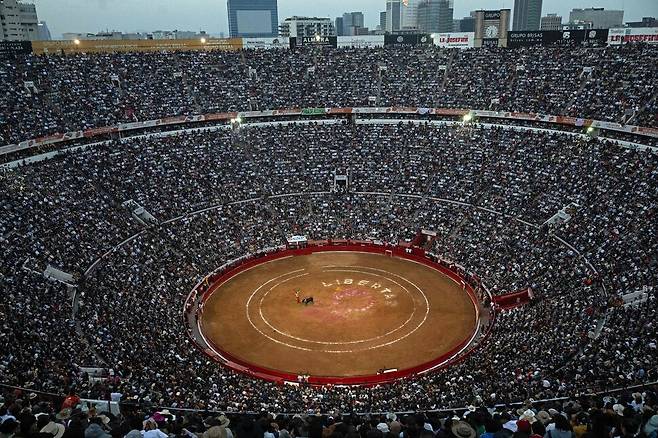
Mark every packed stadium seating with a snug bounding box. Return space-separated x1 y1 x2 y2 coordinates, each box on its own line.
1 120 656 414
1 44 657 146
0 44 657 437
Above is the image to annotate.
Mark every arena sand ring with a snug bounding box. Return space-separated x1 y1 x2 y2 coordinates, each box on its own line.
195 246 481 385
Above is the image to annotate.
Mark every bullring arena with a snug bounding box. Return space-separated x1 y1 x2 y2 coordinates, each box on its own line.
192 243 484 384
1 36 657 424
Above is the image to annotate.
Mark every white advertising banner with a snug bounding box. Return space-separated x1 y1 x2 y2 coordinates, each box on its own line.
242 37 289 49
608 27 658 45
337 35 385 48
287 235 308 245
433 32 475 48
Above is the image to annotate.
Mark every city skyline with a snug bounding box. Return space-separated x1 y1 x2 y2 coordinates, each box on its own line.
33 0 657 38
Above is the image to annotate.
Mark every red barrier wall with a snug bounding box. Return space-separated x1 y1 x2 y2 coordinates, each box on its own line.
492 288 532 309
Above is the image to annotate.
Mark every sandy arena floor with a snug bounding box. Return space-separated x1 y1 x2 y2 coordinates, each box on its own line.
199 251 477 377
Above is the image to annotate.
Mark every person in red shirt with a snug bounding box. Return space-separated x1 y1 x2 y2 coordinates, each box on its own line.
61 390 81 410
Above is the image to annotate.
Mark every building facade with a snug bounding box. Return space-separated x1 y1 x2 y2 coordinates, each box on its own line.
540 14 562 31
342 12 365 36
386 0 403 32
36 21 51 40
279 17 335 38
417 0 454 33
625 17 657 28
335 17 344 36
379 11 387 31
402 0 421 30
227 0 278 38
568 8 623 29
453 15 475 32
0 0 38 41
512 0 542 30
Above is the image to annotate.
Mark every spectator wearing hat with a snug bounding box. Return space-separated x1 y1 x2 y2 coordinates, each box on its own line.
376 423 390 435
535 413 550 427
40 419 66 438
451 421 476 438
203 415 233 438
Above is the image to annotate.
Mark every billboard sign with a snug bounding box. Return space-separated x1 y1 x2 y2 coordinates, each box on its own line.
433 32 474 48
0 41 32 58
607 27 658 45
384 34 433 47
507 31 544 47
337 35 385 48
30 38 242 54
290 36 338 48
551 29 608 45
508 29 608 47
242 37 289 49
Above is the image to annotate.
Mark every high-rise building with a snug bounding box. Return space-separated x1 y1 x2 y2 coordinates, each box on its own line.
513 0 542 30
568 8 623 29
379 11 387 31
279 16 335 38
335 17 344 36
227 0 278 38
402 0 421 30
454 16 475 32
36 21 51 41
386 0 403 32
0 0 39 41
342 12 365 36
540 13 562 31
417 0 454 34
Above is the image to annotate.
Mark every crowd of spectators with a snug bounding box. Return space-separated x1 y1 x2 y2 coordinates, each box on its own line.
1 44 656 145
1 121 655 414
1 387 657 438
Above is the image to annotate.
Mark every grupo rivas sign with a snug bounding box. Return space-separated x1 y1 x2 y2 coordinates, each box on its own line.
608 27 658 45
433 32 474 48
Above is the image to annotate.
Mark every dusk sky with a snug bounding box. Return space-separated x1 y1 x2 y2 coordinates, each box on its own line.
33 0 658 38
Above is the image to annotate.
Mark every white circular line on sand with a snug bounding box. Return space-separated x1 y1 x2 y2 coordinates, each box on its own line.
245 270 316 351
243 263 431 353
255 268 418 344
